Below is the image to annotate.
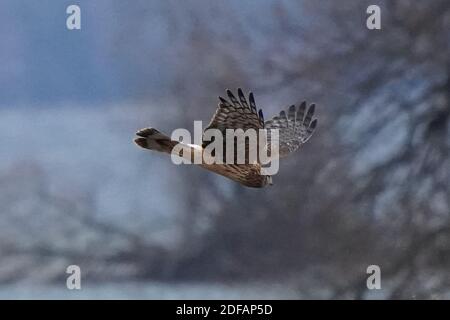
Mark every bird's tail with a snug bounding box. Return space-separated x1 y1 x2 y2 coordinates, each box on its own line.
134 128 179 154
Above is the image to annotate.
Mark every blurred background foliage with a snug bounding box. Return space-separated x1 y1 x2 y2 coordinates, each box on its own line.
0 0 449 299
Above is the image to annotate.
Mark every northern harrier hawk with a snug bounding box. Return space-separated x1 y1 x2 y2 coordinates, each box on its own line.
134 89 317 188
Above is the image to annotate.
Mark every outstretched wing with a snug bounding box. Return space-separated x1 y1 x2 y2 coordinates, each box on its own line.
201 89 268 186
204 88 264 136
265 102 317 158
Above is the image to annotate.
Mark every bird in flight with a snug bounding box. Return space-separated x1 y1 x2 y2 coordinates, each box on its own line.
134 88 317 188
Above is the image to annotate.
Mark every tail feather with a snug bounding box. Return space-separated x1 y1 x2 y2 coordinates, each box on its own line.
134 128 178 154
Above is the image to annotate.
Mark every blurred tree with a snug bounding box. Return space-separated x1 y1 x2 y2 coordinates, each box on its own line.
166 0 450 298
